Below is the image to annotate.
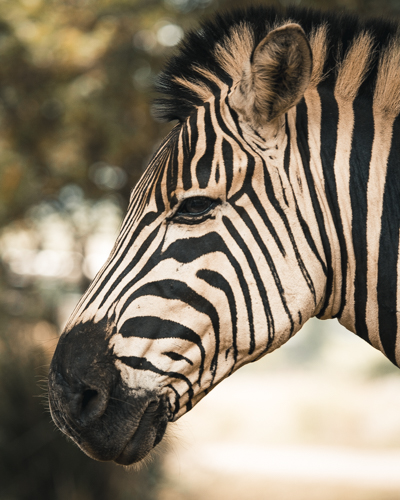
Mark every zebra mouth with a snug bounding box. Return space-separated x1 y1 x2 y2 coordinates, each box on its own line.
114 399 169 465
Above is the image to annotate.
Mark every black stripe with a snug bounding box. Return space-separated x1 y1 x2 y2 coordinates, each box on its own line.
377 115 400 365
166 383 180 416
167 131 180 201
277 171 289 207
183 112 198 190
196 102 215 188
283 115 291 178
163 351 194 366
222 138 234 194
318 85 347 317
350 94 374 342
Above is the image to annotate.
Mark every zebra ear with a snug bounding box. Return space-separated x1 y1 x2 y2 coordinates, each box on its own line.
230 23 312 126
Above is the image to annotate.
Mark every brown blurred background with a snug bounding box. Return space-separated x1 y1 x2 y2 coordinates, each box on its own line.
1 0 400 499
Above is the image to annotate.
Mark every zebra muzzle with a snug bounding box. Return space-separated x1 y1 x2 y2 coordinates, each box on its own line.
48 321 169 465
48 366 168 464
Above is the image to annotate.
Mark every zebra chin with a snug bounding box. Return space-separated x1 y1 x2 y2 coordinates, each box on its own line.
48 320 170 465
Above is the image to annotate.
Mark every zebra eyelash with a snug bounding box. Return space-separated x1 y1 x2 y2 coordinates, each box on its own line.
169 196 220 224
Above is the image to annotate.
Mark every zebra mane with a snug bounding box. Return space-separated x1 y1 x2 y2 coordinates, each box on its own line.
154 6 400 122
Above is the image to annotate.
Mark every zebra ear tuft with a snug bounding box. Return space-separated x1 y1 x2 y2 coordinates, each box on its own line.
230 24 312 126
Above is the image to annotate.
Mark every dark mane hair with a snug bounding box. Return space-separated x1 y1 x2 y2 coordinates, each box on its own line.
154 5 399 122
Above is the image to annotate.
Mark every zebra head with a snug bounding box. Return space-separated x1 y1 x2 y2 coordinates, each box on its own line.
49 20 331 465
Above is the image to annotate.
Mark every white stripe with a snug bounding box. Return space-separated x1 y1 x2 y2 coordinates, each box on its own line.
365 110 395 350
332 95 356 332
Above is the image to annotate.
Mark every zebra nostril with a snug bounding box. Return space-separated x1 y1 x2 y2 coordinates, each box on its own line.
81 389 101 417
67 386 109 425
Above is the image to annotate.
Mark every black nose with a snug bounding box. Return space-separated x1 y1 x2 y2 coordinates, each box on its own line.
48 319 119 430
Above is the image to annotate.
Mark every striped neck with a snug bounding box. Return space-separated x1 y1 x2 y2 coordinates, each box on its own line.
298 78 400 365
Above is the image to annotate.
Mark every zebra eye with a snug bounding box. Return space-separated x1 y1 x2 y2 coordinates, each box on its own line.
176 197 215 216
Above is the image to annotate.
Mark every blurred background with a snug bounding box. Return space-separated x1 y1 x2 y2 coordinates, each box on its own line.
1 0 400 499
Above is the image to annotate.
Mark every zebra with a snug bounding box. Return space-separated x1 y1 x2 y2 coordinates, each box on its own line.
48 6 400 465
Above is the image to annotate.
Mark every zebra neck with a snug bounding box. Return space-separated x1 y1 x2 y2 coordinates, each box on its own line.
298 83 400 366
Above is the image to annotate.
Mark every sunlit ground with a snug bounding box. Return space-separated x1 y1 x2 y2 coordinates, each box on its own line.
158 318 400 500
